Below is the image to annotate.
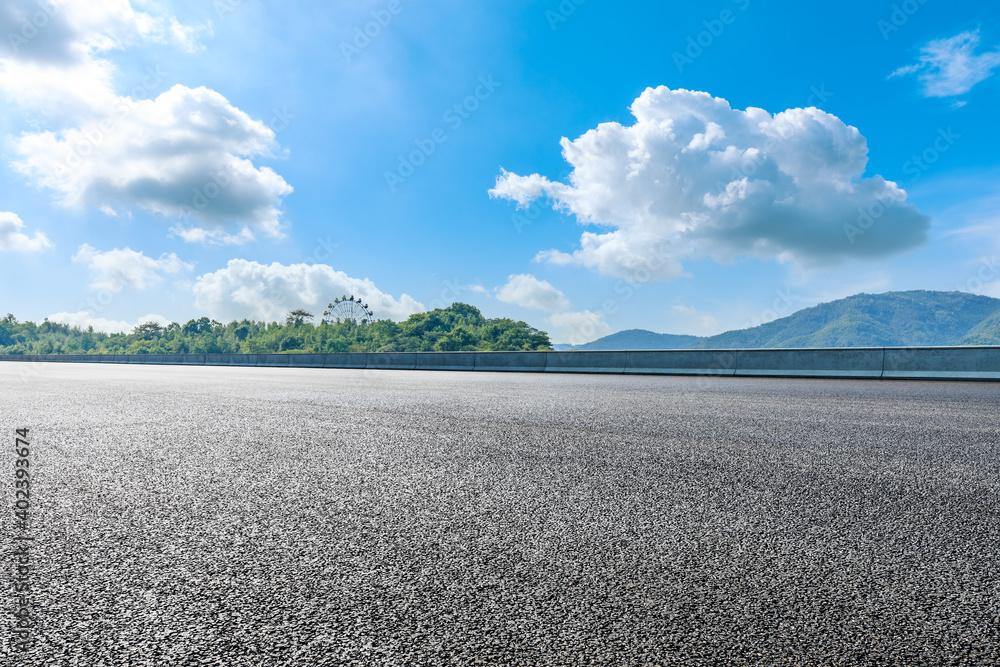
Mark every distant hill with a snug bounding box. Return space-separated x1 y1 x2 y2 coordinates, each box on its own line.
573 291 1000 350
572 329 702 351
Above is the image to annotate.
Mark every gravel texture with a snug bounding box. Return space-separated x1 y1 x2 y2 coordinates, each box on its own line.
1 363 999 665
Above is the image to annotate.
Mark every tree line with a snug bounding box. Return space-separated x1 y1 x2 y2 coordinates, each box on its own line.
0 304 552 355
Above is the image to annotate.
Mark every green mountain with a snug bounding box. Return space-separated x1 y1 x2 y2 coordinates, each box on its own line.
574 329 702 351
573 291 1000 350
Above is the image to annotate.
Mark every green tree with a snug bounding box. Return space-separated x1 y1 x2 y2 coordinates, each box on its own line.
285 309 314 327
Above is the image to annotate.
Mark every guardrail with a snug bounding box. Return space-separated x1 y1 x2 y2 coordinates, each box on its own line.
2 347 1000 380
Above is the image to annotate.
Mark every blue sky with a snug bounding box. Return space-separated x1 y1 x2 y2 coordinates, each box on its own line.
1 0 998 343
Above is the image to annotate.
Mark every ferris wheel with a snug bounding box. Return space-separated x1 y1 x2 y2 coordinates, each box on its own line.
323 295 374 324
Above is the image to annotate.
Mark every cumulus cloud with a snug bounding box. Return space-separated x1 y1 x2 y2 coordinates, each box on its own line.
891 30 1000 98
192 260 424 323
73 243 193 292
490 87 930 282
0 212 52 252
546 310 612 346
495 273 570 312
15 85 293 240
491 273 610 343
46 310 171 334
0 0 209 119
1 1 289 242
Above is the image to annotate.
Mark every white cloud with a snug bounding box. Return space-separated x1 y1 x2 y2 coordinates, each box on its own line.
192 260 424 323
535 231 686 282
979 281 1000 299
672 304 720 335
2 2 288 242
0 211 52 252
169 225 257 246
0 0 209 119
14 85 293 241
46 311 171 334
546 310 612 345
495 273 570 312
73 243 193 292
891 30 1000 98
491 87 930 282
491 274 612 343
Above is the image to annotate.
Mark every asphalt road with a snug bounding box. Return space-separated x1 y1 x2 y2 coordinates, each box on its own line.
2 364 999 665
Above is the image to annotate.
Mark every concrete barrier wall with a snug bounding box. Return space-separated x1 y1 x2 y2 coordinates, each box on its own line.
474 352 547 372
323 353 368 369
2 348 999 380
736 348 884 378
258 354 291 367
282 354 325 368
414 353 476 372
177 355 206 365
367 353 416 370
204 354 232 366
626 350 737 376
883 347 1000 380
545 351 626 374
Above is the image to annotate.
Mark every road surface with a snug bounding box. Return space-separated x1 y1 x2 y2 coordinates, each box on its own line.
2 364 998 665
